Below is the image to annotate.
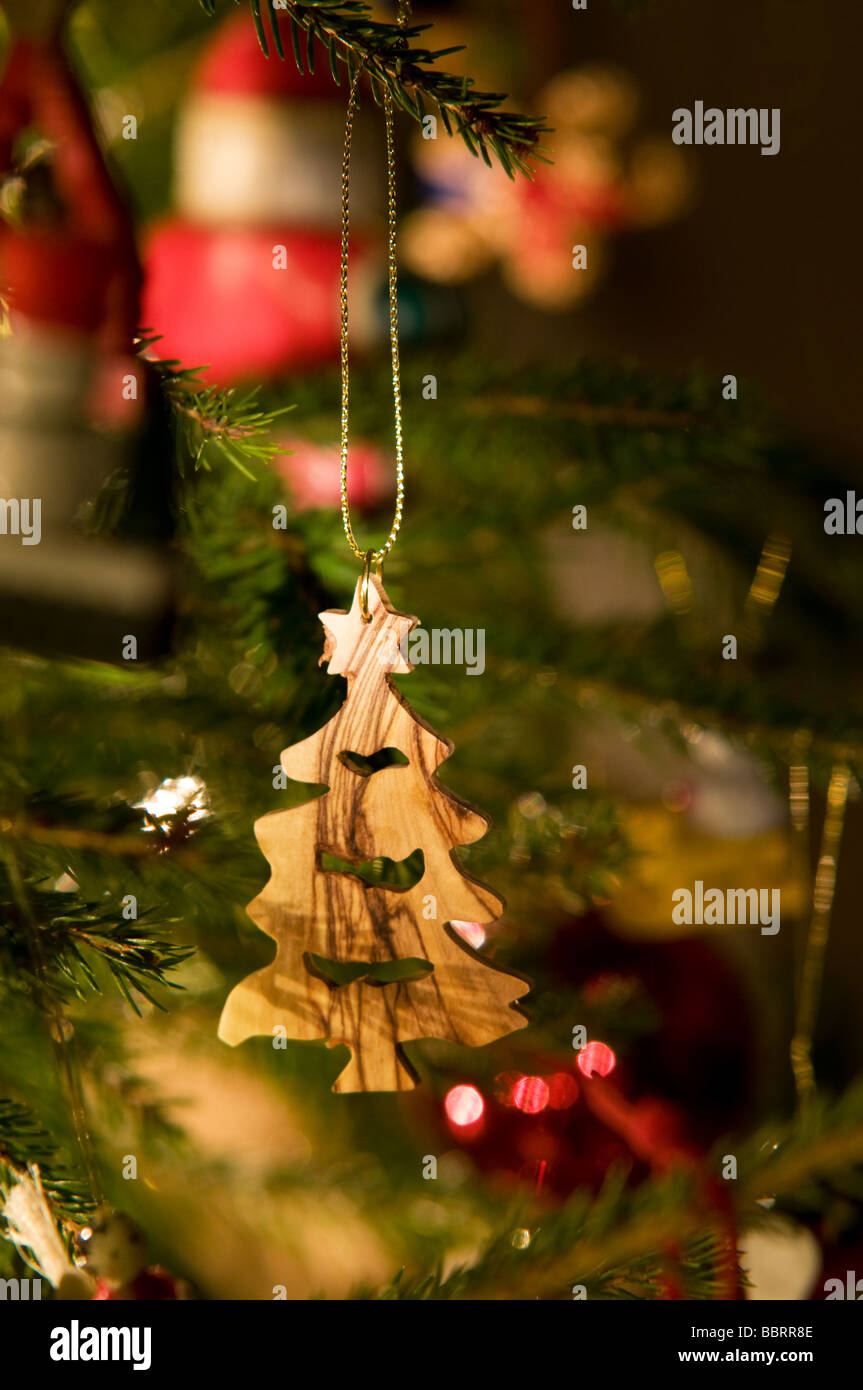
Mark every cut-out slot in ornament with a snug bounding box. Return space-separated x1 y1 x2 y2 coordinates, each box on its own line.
306 954 434 987
219 575 529 1092
338 748 410 776
318 848 425 889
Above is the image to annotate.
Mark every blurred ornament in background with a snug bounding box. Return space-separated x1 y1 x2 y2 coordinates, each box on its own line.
608 803 802 943
543 65 639 138
0 5 175 661
683 728 784 839
401 63 690 310
739 1219 821 1301
1 1163 190 1301
424 911 752 1199
143 11 384 384
543 515 795 941
274 435 391 514
433 1047 686 1200
78 1211 189 1300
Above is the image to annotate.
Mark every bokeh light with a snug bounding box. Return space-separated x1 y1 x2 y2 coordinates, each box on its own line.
135 775 210 827
511 1075 550 1114
577 1041 616 1078
445 1084 484 1127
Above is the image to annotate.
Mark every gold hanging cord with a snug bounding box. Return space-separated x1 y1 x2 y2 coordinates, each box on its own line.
339 59 405 603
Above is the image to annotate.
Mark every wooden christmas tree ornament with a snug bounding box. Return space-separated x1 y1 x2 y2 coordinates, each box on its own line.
220 51 528 1090
219 574 529 1091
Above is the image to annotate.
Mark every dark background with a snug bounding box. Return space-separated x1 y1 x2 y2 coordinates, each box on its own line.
463 0 861 467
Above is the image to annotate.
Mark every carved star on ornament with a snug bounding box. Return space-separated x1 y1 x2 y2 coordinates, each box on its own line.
318 577 417 678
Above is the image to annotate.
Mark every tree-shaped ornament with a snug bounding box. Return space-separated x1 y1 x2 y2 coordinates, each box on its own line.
220 51 528 1089
219 574 529 1091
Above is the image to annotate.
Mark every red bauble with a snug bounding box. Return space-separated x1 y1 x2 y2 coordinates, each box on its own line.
194 12 336 101
80 1212 189 1301
144 223 375 383
93 1267 182 1301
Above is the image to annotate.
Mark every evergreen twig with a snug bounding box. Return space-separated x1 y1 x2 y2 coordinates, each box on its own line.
199 0 548 177
0 1101 94 1223
0 860 191 1015
140 337 295 477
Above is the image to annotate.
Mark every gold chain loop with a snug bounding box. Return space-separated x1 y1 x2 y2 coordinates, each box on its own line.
339 62 404 568
359 548 375 622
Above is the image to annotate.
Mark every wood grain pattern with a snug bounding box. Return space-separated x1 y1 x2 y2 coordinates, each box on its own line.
219 575 529 1092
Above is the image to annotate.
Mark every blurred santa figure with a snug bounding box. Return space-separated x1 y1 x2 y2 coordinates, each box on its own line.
143 10 384 385
0 0 174 661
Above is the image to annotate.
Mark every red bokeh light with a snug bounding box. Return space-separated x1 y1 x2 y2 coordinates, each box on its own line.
512 1075 549 1114
445 1084 484 1127
577 1041 616 1078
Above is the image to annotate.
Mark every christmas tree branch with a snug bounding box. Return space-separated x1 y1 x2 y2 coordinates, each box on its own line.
140 338 294 477
200 0 548 176
0 1101 94 1224
0 856 192 1015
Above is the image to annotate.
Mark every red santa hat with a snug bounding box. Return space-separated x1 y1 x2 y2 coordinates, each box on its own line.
194 11 338 102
